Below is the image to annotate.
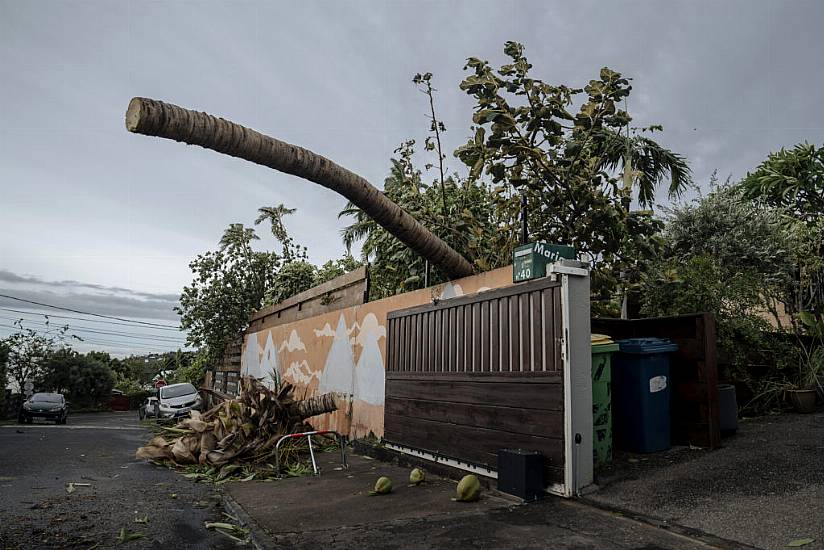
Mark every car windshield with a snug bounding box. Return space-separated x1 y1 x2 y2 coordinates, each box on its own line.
160 384 197 399
31 393 62 403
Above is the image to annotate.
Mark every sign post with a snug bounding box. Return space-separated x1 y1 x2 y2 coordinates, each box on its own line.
513 242 577 283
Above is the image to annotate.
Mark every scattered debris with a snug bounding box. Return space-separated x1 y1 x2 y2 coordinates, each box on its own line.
65 482 91 494
135 377 341 481
133 515 149 524
204 515 250 545
369 476 393 496
116 527 144 544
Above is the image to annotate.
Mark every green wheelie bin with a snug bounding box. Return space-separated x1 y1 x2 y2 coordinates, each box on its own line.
591 334 619 468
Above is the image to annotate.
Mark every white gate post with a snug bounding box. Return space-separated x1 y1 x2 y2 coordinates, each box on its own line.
550 260 592 497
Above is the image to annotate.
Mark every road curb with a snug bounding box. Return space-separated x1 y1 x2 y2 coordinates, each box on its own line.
222 491 278 550
577 497 761 549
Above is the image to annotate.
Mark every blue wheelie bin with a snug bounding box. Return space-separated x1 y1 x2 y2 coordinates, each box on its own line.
612 338 679 453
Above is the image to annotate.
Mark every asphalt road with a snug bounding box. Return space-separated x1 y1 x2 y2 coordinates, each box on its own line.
0 412 236 550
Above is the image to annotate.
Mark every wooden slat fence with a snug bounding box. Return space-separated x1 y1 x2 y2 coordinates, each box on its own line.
384 277 566 484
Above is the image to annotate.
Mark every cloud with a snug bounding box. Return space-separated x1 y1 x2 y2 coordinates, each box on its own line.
0 269 180 322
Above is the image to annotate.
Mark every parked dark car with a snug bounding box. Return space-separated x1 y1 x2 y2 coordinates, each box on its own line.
19 392 69 424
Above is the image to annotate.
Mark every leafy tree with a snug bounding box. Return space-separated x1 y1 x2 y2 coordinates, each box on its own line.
738 143 824 320
170 349 209 386
314 255 362 285
179 205 353 368
455 42 690 307
266 260 317 305
177 222 283 367
641 180 801 411
37 350 115 408
739 143 824 226
4 319 74 393
255 204 304 261
341 74 514 299
341 143 512 300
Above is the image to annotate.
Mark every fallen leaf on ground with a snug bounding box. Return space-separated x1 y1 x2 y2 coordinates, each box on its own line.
65 482 91 494
116 527 144 543
788 539 815 547
134 515 149 524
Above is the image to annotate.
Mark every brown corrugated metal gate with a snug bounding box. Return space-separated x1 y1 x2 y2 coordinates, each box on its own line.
384 277 567 484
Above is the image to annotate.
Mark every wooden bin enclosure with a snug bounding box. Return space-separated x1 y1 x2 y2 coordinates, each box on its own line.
384 277 566 484
592 313 721 449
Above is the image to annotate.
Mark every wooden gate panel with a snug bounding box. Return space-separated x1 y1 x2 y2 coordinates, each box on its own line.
385 278 566 484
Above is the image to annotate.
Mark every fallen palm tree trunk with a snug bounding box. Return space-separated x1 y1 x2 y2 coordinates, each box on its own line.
136 377 341 476
125 97 474 279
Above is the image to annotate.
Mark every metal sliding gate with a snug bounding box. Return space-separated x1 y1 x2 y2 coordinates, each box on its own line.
383 266 593 496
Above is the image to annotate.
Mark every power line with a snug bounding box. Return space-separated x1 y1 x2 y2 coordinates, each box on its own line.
0 293 182 329
0 315 187 344
0 323 178 351
0 306 184 332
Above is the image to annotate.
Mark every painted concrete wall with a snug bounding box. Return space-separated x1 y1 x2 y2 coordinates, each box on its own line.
240 266 514 439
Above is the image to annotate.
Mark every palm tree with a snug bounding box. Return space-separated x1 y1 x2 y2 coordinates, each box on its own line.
219 223 259 251
254 204 299 260
125 97 474 279
594 128 692 207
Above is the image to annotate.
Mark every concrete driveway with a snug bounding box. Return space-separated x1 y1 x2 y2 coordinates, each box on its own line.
0 412 235 549
225 451 724 549
590 411 824 550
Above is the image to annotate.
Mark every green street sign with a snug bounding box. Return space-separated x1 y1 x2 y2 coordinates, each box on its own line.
513 242 577 282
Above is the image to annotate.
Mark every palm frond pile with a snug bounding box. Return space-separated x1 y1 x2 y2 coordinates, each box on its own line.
135 377 341 478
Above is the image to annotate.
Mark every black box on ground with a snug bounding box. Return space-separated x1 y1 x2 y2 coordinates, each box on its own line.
496 448 544 501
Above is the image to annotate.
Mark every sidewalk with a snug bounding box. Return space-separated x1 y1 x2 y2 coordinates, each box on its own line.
224 451 725 549
590 411 824 550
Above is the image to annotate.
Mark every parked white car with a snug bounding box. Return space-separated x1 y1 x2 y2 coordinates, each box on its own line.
139 383 202 420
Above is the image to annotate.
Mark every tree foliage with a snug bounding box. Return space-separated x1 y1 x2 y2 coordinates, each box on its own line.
177 222 283 367
342 44 690 305
641 179 805 411
739 143 824 226
341 141 512 299
738 143 824 320
178 205 363 367
3 319 75 393
38 350 115 408
455 42 691 307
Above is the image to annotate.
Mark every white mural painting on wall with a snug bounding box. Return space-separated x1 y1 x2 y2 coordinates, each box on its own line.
241 333 260 377
285 360 319 386
438 282 464 300
241 331 280 389
353 312 386 405
313 323 336 338
317 314 356 397
279 329 306 353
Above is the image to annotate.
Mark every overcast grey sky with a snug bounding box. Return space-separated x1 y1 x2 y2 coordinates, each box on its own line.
1 0 823 354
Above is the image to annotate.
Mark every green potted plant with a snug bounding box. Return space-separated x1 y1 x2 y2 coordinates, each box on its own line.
786 312 824 413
